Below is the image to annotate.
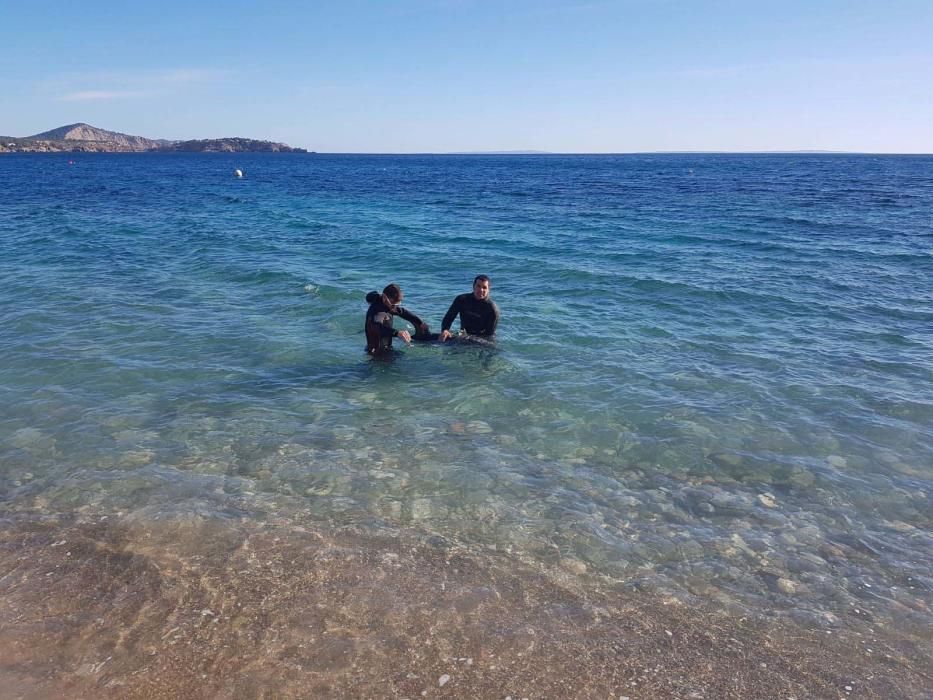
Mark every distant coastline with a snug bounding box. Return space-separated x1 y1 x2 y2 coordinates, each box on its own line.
2 127 928 156
444 150 902 155
447 150 555 155
0 123 307 154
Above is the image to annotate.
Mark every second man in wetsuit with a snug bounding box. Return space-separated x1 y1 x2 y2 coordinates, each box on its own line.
365 283 428 355
439 275 499 341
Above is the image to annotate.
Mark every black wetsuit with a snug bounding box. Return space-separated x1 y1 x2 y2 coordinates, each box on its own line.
364 292 425 354
441 293 499 337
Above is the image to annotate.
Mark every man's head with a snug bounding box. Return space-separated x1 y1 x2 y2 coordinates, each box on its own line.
472 275 491 301
382 283 403 306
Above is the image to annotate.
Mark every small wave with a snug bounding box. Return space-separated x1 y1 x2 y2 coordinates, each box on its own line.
856 304 933 323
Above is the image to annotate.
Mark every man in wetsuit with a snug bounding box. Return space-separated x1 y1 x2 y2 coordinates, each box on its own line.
365 284 428 355
439 274 499 341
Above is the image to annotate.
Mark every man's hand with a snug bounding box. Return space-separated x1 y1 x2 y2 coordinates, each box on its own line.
439 330 452 342
397 330 412 343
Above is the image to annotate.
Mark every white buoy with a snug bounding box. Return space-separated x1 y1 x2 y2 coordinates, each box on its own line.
234 169 243 178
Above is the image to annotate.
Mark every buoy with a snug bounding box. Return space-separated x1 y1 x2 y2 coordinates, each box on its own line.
234 169 243 178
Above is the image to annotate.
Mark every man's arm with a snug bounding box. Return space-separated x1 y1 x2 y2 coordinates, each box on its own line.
441 296 461 332
439 296 462 341
373 310 411 343
486 302 500 335
395 306 425 330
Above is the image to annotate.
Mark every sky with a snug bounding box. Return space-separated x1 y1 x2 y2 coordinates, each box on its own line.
1 0 931 152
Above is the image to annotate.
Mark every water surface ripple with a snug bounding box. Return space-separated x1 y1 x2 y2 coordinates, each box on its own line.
2 153 931 630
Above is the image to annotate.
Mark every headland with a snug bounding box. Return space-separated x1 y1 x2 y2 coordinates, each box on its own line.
0 123 307 153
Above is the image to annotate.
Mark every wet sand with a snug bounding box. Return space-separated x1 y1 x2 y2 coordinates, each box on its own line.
1 507 930 699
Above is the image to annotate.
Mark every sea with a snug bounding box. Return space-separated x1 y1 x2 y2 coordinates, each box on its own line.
1 153 931 691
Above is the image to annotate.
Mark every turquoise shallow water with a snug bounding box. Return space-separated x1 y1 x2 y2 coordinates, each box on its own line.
1 153 931 626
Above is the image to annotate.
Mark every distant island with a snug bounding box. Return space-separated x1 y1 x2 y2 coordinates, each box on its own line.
0 123 307 153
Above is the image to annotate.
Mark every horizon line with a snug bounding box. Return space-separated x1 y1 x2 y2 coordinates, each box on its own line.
5 149 933 156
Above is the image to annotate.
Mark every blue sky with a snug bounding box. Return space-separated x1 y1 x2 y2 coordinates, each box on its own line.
1 1 931 152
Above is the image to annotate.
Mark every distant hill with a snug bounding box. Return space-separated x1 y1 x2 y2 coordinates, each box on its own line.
168 137 303 153
0 123 306 153
28 123 169 150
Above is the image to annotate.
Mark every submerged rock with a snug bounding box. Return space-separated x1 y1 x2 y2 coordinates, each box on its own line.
757 493 777 508
787 467 816 488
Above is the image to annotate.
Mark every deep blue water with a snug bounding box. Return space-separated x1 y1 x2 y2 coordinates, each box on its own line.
1 152 931 625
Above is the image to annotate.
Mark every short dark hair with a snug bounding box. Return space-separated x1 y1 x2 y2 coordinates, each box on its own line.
473 274 490 286
382 283 402 303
